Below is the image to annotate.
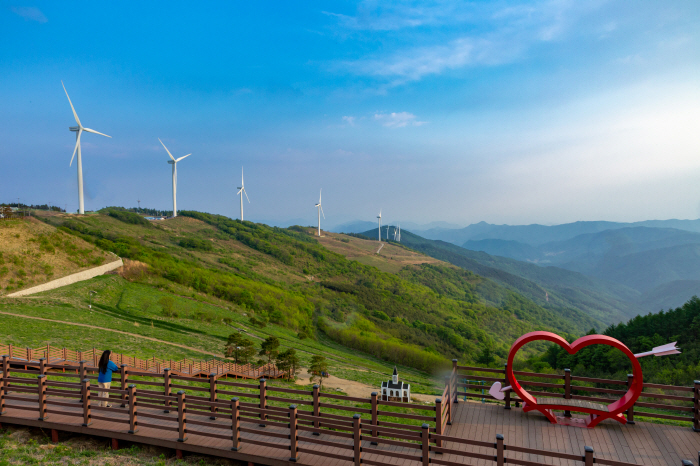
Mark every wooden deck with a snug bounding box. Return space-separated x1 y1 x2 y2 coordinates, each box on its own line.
2 394 699 465
449 400 700 466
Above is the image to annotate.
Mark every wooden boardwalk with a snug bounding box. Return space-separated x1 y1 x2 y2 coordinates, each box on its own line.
3 394 699 465
448 401 700 466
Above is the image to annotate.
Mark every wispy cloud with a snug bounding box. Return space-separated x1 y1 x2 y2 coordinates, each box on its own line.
329 0 583 85
374 112 426 128
342 116 356 126
11 6 47 23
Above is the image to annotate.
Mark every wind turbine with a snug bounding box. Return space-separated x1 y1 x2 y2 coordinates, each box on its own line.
237 167 250 221
315 189 325 236
377 210 382 241
62 81 111 215
159 138 191 218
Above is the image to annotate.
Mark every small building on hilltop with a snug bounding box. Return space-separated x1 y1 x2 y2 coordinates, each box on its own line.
380 366 410 402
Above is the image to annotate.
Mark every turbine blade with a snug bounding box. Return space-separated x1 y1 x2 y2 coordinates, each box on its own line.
319 188 322 204
176 153 191 162
320 205 325 219
83 127 112 138
237 188 243 195
244 188 250 203
61 81 82 127
159 138 176 161
70 130 82 166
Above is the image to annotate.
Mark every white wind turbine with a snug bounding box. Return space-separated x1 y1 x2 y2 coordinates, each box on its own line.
237 167 250 221
315 189 325 236
377 210 382 241
62 81 111 215
159 138 191 218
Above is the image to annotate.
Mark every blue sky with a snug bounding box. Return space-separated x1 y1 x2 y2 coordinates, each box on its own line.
1 1 699 227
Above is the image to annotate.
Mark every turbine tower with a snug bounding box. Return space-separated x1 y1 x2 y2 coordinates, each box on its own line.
159 138 191 218
377 210 382 241
237 167 250 221
62 81 111 215
315 189 325 236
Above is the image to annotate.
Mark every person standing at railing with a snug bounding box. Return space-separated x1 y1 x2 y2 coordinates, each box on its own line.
98 350 120 407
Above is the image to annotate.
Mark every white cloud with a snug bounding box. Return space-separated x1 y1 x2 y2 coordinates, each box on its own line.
374 112 426 128
331 0 583 84
342 116 356 126
11 7 47 23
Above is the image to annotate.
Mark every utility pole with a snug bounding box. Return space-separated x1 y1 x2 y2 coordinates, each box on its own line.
137 199 141 211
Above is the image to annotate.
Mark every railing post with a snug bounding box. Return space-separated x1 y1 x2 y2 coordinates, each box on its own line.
693 380 700 432
452 359 459 404
39 357 47 376
564 369 572 417
37 374 48 421
79 360 86 381
82 378 92 426
0 357 6 416
312 384 320 434
421 423 430 466
259 378 267 427
163 368 171 413
496 434 504 466
120 365 128 408
177 390 187 442
370 391 378 444
128 384 138 434
231 397 241 451
504 364 511 409
627 374 635 424
435 397 443 448
353 414 362 466
445 376 453 425
209 372 218 420
289 404 299 462
585 446 594 466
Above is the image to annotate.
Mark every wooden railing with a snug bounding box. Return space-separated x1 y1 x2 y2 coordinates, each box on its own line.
454 361 700 431
0 342 281 379
0 354 645 466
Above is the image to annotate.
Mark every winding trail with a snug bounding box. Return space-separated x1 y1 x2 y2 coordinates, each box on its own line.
0 311 223 358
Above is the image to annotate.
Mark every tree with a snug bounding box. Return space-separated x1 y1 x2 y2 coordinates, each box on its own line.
158 296 177 317
476 347 496 367
308 355 328 390
276 348 301 380
259 336 280 364
225 333 256 365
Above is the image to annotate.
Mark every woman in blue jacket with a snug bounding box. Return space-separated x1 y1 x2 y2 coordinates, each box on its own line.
97 350 120 407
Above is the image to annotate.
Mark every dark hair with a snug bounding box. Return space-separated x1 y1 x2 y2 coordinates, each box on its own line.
98 350 112 374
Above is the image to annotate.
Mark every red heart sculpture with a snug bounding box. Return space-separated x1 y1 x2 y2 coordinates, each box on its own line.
505 331 643 428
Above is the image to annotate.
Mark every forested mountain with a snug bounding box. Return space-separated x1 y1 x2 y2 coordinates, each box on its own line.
37 209 595 373
535 296 700 386
375 228 640 326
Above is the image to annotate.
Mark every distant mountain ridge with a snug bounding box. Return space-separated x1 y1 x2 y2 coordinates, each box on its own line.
417 219 700 246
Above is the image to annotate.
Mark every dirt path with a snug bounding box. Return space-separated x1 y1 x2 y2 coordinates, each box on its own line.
295 372 435 403
0 311 223 358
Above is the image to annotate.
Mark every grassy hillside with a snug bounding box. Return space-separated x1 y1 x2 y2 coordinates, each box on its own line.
24 209 592 372
0 216 112 296
391 229 638 326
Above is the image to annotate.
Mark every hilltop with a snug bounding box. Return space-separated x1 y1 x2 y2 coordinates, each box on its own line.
0 216 112 296
1 209 601 373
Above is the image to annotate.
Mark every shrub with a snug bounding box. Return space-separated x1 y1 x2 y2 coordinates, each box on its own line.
106 209 151 227
158 296 177 317
179 238 213 251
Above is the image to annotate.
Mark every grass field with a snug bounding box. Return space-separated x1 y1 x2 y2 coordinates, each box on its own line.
1 273 443 396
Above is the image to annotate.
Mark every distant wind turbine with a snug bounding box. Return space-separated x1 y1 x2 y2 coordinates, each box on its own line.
237 167 250 221
377 210 382 241
315 189 325 236
62 81 111 215
159 138 191 218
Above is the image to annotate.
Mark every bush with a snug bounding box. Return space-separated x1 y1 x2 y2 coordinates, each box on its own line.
107 209 151 227
158 296 177 317
179 238 213 251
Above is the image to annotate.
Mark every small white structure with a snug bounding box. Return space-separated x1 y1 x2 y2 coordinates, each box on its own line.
381 366 410 402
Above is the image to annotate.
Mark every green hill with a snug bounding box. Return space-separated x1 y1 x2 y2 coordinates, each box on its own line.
22 209 598 372
387 229 639 326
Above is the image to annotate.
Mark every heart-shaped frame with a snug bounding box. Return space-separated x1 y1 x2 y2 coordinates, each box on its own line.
505 331 643 428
